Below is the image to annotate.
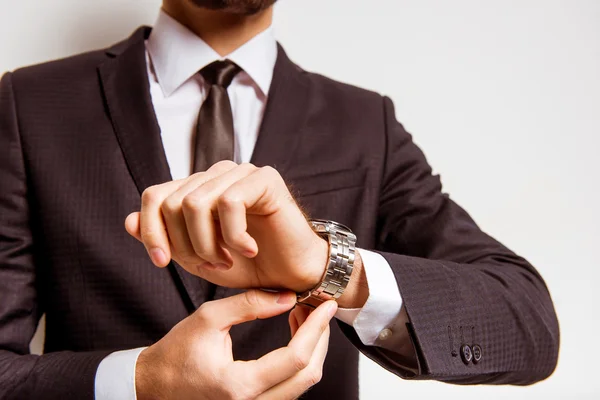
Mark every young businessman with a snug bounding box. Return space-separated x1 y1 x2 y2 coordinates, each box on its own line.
0 0 559 399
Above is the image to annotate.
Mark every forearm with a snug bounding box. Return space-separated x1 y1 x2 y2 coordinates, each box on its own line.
366 250 559 384
332 232 558 383
0 350 111 399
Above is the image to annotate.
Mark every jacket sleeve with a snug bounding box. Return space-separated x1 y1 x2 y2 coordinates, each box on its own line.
338 96 559 385
0 72 111 399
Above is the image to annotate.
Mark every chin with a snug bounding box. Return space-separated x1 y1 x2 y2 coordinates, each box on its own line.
188 0 277 15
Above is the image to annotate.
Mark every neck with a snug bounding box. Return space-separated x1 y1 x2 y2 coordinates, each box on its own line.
162 1 273 56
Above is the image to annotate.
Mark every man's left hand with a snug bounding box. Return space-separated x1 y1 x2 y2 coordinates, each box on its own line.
125 161 328 293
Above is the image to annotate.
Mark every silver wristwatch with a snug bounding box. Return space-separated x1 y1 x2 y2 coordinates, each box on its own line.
297 219 356 307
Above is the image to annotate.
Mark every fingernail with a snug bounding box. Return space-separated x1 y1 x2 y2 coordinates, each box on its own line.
149 248 166 266
213 263 230 270
242 249 256 258
198 262 216 270
277 292 295 305
327 302 338 318
198 262 230 270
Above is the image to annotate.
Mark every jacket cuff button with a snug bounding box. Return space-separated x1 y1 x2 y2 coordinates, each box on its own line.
472 344 483 364
460 344 473 365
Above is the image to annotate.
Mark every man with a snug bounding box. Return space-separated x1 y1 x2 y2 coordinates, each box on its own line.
0 0 559 398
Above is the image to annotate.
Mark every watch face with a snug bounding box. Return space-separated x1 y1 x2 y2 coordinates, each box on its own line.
328 221 352 233
310 219 352 234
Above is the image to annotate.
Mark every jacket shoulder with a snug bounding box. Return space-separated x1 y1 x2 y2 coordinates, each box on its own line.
304 69 384 107
10 49 108 89
300 68 387 126
298 68 388 132
8 27 147 94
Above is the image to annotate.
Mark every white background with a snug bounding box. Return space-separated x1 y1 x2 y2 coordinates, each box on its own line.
1 0 599 398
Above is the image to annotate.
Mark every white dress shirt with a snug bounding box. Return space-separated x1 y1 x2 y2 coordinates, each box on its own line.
94 10 404 399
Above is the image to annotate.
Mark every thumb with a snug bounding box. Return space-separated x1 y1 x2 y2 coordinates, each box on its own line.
195 289 297 331
125 212 142 241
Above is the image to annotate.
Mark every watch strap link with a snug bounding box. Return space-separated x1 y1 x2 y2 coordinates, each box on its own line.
297 220 356 305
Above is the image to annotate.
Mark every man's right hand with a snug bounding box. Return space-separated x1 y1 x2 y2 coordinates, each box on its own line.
135 289 337 400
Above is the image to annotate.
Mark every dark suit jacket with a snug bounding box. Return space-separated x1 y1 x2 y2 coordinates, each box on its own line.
0 27 559 399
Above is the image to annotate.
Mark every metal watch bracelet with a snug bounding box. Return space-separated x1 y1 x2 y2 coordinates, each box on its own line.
297 219 356 306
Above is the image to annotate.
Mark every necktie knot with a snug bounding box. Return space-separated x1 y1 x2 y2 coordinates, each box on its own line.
200 60 241 89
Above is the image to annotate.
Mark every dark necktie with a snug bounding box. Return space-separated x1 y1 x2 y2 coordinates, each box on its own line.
193 60 242 173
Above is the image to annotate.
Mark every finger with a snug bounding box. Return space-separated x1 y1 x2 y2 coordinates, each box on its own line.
124 212 142 241
139 179 185 267
287 301 335 363
289 310 299 338
162 161 237 266
194 289 297 331
182 163 258 265
295 306 310 327
289 306 310 337
239 300 337 393
258 326 330 400
217 166 288 257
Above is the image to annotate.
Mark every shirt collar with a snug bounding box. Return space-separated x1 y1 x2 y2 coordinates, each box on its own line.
146 9 277 97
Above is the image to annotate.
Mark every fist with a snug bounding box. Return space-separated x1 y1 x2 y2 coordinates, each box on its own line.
125 161 328 293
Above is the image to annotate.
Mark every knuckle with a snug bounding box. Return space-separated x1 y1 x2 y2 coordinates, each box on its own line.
141 185 161 206
243 290 261 309
290 348 311 372
195 302 215 323
303 367 323 387
213 160 238 170
260 165 277 174
260 165 279 179
239 162 258 172
181 193 206 214
188 171 205 180
160 196 180 216
218 192 241 210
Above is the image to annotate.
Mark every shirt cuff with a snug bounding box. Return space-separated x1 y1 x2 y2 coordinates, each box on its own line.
94 347 146 400
335 249 403 345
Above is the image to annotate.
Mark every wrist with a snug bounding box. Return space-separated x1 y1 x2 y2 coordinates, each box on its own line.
296 234 329 293
298 231 369 309
136 346 168 400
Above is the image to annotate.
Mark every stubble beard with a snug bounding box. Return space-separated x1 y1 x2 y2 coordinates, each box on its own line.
188 0 277 15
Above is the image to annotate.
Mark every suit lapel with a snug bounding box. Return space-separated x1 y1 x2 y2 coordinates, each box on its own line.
98 27 214 312
250 44 311 171
99 28 171 193
214 45 312 300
